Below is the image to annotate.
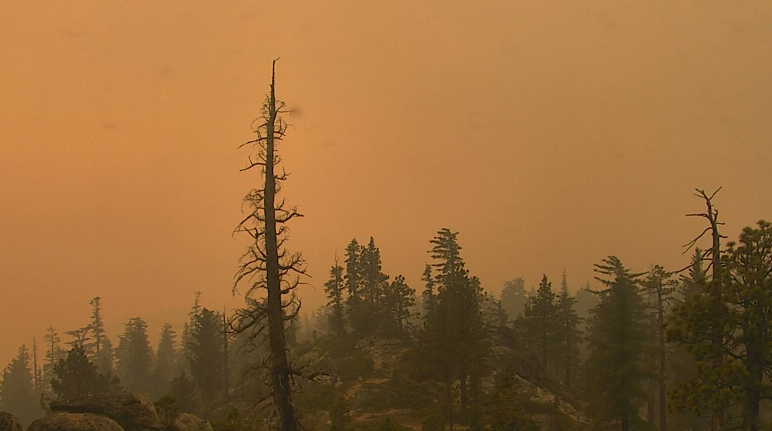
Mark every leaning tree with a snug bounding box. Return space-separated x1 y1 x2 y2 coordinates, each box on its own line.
231 59 305 431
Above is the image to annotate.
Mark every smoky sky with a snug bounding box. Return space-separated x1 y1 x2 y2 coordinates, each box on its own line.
1 0 770 367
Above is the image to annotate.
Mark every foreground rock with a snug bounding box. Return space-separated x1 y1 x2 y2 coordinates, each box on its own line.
51 392 162 431
0 413 23 431
27 413 123 431
167 413 213 431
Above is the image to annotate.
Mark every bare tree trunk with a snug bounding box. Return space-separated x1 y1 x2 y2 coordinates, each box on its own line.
687 189 726 431
222 309 230 402
621 411 630 431
264 61 298 431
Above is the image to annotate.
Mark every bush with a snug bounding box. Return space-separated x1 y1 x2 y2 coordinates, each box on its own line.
337 354 375 382
421 412 446 431
329 396 350 431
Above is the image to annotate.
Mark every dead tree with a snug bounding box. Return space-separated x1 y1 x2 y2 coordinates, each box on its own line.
231 59 305 431
683 187 727 431
222 307 230 403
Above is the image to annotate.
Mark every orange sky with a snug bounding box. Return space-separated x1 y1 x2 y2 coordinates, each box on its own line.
1 0 770 368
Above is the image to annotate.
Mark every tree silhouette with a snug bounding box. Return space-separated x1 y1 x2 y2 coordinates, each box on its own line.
231 59 304 431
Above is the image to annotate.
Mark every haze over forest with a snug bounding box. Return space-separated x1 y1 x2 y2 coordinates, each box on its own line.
1 0 770 405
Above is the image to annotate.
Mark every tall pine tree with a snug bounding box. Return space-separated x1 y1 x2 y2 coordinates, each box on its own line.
115 317 154 394
324 261 346 337
557 271 582 391
586 256 649 431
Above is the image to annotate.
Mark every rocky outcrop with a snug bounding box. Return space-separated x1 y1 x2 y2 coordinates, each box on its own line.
166 413 213 431
0 412 23 431
27 413 124 431
51 392 162 431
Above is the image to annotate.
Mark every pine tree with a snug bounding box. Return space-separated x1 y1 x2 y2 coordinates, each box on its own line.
116 317 154 394
170 370 197 414
574 282 599 333
0 345 40 423
557 270 582 391
31 338 43 398
65 326 93 358
672 221 772 431
383 275 416 334
360 237 389 309
482 292 508 329
153 323 177 398
354 237 390 333
668 189 729 429
95 336 116 376
179 322 191 374
51 346 121 402
667 249 708 431
324 261 346 336
586 256 649 431
424 228 487 426
500 277 527 320
89 297 104 359
43 326 62 393
421 264 437 322
524 275 558 378
222 309 230 403
642 265 676 431
190 308 224 416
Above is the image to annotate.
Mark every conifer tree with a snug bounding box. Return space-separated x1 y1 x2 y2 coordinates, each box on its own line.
586 256 649 431
115 317 153 394
424 228 487 426
190 308 224 416
357 237 390 333
89 297 104 359
482 293 508 329
0 345 39 423
153 323 177 398
65 326 93 358
574 282 599 332
360 237 389 308
95 336 115 376
179 322 191 374
222 309 230 403
344 239 363 332
170 370 197 414
525 275 558 378
43 326 62 393
421 264 436 322
51 346 120 402
31 338 42 397
642 265 676 431
500 277 527 320
231 60 304 431
666 249 708 431
557 271 582 390
324 261 346 336
668 189 729 430
671 221 772 431
383 275 416 334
